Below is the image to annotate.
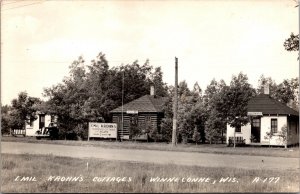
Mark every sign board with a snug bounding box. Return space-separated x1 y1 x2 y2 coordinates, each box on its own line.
247 112 263 116
126 110 138 114
88 122 117 138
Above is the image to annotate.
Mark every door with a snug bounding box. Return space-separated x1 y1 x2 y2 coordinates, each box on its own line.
251 118 261 143
39 114 45 129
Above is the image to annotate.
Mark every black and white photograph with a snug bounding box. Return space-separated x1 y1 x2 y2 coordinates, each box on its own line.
1 0 299 193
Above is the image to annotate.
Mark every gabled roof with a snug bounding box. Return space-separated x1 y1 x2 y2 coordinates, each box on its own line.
247 94 298 116
110 95 168 113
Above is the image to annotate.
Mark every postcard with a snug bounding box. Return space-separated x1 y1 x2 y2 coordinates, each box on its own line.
1 0 299 193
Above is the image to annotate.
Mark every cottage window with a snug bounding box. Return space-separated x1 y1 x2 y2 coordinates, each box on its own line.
252 119 260 127
271 119 277 133
51 115 55 122
130 115 138 125
235 125 241 132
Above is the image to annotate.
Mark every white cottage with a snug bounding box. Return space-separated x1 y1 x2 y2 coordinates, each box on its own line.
227 92 299 147
25 113 56 136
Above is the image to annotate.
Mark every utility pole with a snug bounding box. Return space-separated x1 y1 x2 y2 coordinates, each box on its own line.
121 71 124 142
172 57 178 146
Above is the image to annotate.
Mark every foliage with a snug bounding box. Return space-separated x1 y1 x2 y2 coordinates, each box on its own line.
130 125 141 140
257 75 299 110
192 126 200 144
203 79 227 144
2 92 41 132
284 33 299 52
277 124 288 148
284 33 299 60
273 80 295 104
216 73 256 135
176 81 206 144
205 109 224 144
43 53 168 138
264 131 274 147
1 105 11 135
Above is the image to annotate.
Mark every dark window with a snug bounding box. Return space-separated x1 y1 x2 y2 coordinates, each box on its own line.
51 115 55 122
252 119 260 127
235 125 241 133
130 115 138 125
39 115 45 129
271 119 278 133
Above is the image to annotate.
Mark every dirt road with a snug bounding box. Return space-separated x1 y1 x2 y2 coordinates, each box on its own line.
1 141 299 170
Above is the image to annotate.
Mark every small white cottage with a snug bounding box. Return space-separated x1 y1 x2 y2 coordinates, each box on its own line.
227 89 299 147
25 112 56 136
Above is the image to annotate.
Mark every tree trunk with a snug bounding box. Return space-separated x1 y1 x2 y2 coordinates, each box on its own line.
221 130 224 144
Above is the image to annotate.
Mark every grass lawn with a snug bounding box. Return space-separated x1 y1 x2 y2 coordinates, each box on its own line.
2 136 299 158
1 153 299 193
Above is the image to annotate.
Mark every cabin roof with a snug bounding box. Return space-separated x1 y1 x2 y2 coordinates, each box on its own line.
247 94 299 116
110 95 168 113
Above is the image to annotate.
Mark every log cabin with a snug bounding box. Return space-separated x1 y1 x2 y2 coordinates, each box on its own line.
110 86 168 140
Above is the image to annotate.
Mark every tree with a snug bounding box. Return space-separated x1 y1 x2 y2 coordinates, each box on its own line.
284 33 299 60
273 79 295 105
160 94 173 143
278 124 289 149
205 109 224 144
264 131 274 147
284 33 299 52
151 66 168 97
203 79 227 144
174 81 207 144
177 81 196 143
43 52 168 139
257 75 299 110
8 92 41 131
192 126 200 145
216 73 256 148
1 105 11 135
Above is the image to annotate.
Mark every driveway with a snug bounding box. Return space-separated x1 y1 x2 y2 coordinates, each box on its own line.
1 141 299 170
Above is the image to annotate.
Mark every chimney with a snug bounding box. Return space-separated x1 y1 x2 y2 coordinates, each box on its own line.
264 84 269 95
150 85 155 96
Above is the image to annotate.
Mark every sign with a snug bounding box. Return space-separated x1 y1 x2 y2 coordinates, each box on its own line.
247 112 263 116
126 110 138 114
88 122 117 138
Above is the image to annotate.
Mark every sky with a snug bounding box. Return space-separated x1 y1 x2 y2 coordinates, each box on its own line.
1 0 299 105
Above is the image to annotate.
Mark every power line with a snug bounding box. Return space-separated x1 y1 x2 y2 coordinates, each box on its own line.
4 58 173 64
1 1 21 6
2 1 44 11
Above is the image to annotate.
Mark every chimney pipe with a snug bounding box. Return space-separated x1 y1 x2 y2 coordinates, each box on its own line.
264 84 269 95
150 85 155 96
